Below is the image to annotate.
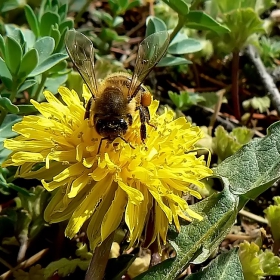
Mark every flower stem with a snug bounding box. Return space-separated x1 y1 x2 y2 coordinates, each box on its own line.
33 73 48 101
169 15 186 43
231 50 241 120
85 231 115 280
0 109 7 126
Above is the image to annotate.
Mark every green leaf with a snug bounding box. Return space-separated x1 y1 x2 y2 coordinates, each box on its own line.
215 0 242 13
168 91 205 110
264 197 280 242
0 96 19 114
223 8 264 50
50 25 61 48
161 0 190 16
213 126 253 163
59 19 74 34
5 25 25 47
0 57 13 90
239 241 280 278
18 48 39 78
24 5 40 37
0 114 21 164
5 36 23 75
215 121 280 204
242 96 270 113
0 35 5 56
168 38 202 54
185 249 244 280
44 258 90 278
186 11 230 34
39 11 60 36
17 105 37 114
33 37 55 64
146 16 167 36
157 56 192 67
29 53 68 76
136 187 238 279
18 79 37 92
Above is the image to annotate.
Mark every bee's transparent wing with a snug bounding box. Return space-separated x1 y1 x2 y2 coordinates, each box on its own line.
128 31 170 99
65 29 98 97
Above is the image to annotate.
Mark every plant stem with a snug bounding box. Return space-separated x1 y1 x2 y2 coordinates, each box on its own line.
231 50 241 120
85 231 115 280
169 15 186 43
190 0 202 10
33 73 48 101
0 109 7 126
75 0 94 25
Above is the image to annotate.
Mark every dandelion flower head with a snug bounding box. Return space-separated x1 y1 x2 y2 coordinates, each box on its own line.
3 86 212 250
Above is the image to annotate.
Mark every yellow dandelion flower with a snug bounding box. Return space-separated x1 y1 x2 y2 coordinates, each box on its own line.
3 86 212 251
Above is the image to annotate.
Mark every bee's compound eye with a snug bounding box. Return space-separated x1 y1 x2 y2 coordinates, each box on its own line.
141 92 152 107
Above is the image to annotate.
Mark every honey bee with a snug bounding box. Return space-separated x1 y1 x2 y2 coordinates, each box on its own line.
65 29 169 152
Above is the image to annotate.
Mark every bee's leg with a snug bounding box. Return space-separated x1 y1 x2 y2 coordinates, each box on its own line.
84 98 93 120
138 106 149 142
127 113 133 126
97 137 108 154
142 106 157 129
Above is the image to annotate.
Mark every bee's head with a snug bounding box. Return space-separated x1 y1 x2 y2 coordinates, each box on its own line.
94 116 128 140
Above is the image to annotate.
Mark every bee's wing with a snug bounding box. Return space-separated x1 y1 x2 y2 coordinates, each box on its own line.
128 31 170 100
65 29 98 98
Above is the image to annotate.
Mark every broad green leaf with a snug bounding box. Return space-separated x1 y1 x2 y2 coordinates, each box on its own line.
21 29 36 50
185 249 244 280
0 114 21 164
45 73 68 94
186 11 230 34
5 25 25 47
29 53 68 76
39 11 60 36
59 19 74 34
136 187 238 279
18 48 39 78
50 25 61 48
146 16 167 36
18 79 37 92
162 0 190 16
0 96 19 114
215 121 280 204
157 56 192 67
24 5 40 37
168 38 202 54
5 36 22 75
0 58 13 90
33 37 55 64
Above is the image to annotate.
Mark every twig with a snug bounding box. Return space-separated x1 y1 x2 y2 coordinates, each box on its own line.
209 88 228 135
1 248 49 279
231 50 241 120
239 209 268 224
245 45 280 116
